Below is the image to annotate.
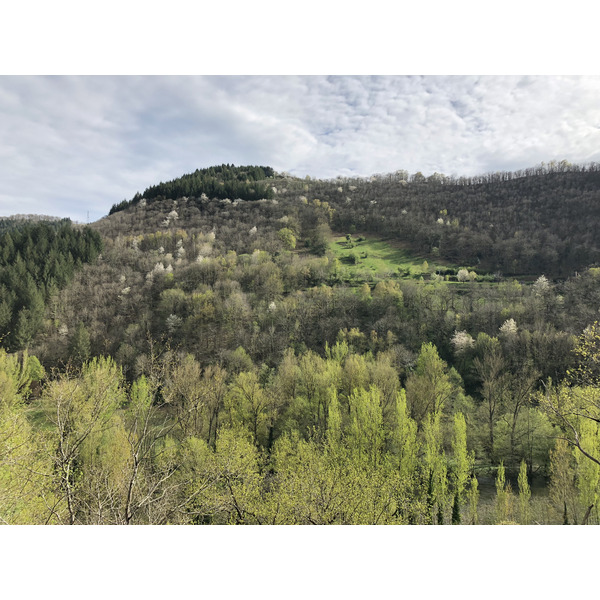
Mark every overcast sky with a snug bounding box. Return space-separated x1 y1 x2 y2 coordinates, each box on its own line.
1 75 600 222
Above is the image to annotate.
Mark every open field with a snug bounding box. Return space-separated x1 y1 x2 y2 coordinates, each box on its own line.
329 233 457 281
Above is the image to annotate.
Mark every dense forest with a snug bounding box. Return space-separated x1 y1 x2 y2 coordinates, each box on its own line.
2 163 600 524
0 220 102 352
109 164 275 215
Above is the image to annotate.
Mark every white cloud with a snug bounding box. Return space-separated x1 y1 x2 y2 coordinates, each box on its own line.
1 75 600 221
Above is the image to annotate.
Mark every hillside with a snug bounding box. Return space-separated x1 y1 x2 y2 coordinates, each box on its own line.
31 162 600 380
2 163 600 524
107 161 600 277
288 162 600 277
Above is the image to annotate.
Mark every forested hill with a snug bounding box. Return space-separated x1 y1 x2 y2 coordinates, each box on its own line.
109 164 275 215
104 161 600 278
288 163 600 278
5 162 600 524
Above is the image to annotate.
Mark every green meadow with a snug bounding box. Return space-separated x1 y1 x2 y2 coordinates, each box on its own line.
329 233 457 282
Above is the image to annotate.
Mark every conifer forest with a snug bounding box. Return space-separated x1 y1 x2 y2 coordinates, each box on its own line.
3 162 600 525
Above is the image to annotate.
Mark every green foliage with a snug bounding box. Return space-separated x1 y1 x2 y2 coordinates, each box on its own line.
574 418 600 523
451 412 473 504
209 426 264 524
225 370 275 447
394 390 419 482
329 234 452 282
467 475 479 524
347 386 384 467
517 459 531 524
494 462 515 524
405 343 454 425
40 356 126 523
278 227 296 250
423 411 449 524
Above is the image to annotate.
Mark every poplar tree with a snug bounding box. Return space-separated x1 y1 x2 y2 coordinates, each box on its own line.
467 475 479 524
495 462 514 524
405 343 454 426
518 459 531 524
423 411 448 524
347 386 384 468
394 390 419 482
451 412 473 523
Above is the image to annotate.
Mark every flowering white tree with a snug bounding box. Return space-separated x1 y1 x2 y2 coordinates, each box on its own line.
457 269 470 282
533 275 550 296
499 318 518 337
166 314 182 334
451 330 475 355
146 262 165 282
199 243 212 256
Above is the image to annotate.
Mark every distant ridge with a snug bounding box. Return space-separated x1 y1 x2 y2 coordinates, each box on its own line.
0 214 66 222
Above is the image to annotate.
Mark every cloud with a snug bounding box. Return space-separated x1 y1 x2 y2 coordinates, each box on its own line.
1 75 600 221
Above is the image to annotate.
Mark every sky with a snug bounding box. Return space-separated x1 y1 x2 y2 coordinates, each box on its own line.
2 75 600 223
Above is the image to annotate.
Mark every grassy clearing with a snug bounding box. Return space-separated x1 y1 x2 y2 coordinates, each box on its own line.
329 233 455 282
